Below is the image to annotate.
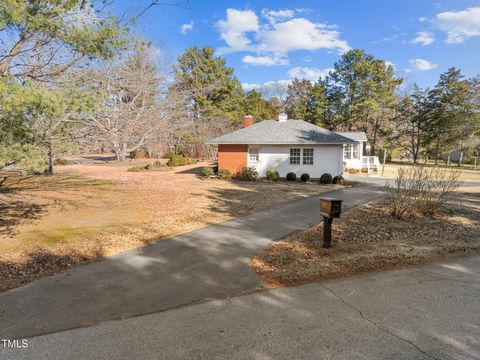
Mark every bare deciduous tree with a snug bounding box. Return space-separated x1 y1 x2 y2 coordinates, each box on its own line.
81 49 178 161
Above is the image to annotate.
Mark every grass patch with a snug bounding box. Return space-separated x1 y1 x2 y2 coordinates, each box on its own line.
252 192 480 287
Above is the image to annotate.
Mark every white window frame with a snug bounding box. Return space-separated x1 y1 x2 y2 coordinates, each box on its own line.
303 148 314 165
352 144 359 159
344 144 360 160
290 148 300 164
248 147 259 163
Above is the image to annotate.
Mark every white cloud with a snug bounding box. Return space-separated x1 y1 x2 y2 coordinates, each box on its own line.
411 31 435 45
257 18 350 54
242 55 288 66
180 21 194 35
384 61 395 70
434 7 480 43
216 8 350 64
287 67 332 82
261 8 295 24
418 16 428 22
242 80 291 93
216 9 259 52
409 58 438 71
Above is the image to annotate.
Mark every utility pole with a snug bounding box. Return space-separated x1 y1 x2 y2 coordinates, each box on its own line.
381 148 387 177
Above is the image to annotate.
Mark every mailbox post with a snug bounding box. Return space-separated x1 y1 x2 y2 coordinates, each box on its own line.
320 197 343 248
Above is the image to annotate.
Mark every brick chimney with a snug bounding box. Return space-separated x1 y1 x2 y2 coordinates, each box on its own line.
244 115 253 128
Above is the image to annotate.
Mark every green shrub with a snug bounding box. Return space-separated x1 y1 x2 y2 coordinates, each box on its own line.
201 167 214 177
333 175 345 185
130 149 149 159
236 167 258 181
300 173 310 182
167 155 190 167
53 158 68 165
319 173 333 184
286 172 297 181
266 169 280 181
217 169 232 180
127 166 146 172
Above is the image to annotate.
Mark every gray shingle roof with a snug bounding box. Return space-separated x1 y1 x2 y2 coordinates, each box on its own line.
208 120 357 145
335 131 368 142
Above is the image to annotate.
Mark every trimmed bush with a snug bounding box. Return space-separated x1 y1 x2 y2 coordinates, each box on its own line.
300 173 310 182
200 167 214 177
53 158 68 165
217 169 232 180
266 169 280 181
236 167 258 181
130 149 149 159
286 172 297 181
333 175 345 185
319 173 333 184
167 155 190 167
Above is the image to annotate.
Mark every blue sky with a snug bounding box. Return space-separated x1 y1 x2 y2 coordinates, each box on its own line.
111 0 480 91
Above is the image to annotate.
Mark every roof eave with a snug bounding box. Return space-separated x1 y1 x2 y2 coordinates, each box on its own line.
207 141 356 145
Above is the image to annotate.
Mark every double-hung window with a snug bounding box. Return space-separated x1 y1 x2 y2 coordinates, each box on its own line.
303 148 314 165
344 145 352 159
344 144 359 159
249 148 259 162
352 144 359 159
290 148 300 164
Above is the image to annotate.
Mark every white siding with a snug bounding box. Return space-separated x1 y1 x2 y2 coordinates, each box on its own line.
247 144 343 178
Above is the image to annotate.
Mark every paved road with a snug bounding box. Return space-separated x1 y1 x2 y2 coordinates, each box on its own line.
0 184 384 340
3 255 480 360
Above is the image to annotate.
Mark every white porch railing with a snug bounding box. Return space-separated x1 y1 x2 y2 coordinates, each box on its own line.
361 156 380 174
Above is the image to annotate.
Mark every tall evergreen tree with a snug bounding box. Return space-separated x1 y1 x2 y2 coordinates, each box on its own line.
172 46 245 124
327 49 403 154
244 90 277 121
425 67 473 164
285 79 310 120
0 0 129 173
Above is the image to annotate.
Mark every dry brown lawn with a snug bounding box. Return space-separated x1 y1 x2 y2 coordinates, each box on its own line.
252 192 480 287
0 159 341 292
382 163 480 182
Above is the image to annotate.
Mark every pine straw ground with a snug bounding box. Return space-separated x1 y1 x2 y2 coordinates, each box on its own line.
0 161 342 293
251 192 480 287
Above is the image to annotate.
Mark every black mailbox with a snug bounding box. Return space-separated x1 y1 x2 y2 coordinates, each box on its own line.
320 197 343 248
320 197 342 218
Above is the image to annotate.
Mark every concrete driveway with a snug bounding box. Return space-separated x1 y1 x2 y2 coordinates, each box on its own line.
3 255 480 360
0 184 384 340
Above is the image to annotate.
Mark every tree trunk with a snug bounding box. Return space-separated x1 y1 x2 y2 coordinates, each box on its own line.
114 149 122 161
47 143 54 175
118 143 128 161
434 141 440 165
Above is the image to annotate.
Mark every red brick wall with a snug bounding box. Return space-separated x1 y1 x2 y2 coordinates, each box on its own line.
218 144 247 174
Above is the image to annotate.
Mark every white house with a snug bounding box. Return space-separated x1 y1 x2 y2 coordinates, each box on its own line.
336 132 380 172
208 114 358 178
